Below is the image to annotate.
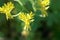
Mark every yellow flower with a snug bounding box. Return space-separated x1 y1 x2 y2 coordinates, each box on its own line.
38 0 50 17
38 0 50 10
0 2 14 20
19 12 34 31
41 0 50 7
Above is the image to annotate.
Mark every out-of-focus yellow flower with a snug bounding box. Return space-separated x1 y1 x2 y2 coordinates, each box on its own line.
19 12 34 31
0 2 14 20
38 0 50 10
37 0 50 17
41 0 50 9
